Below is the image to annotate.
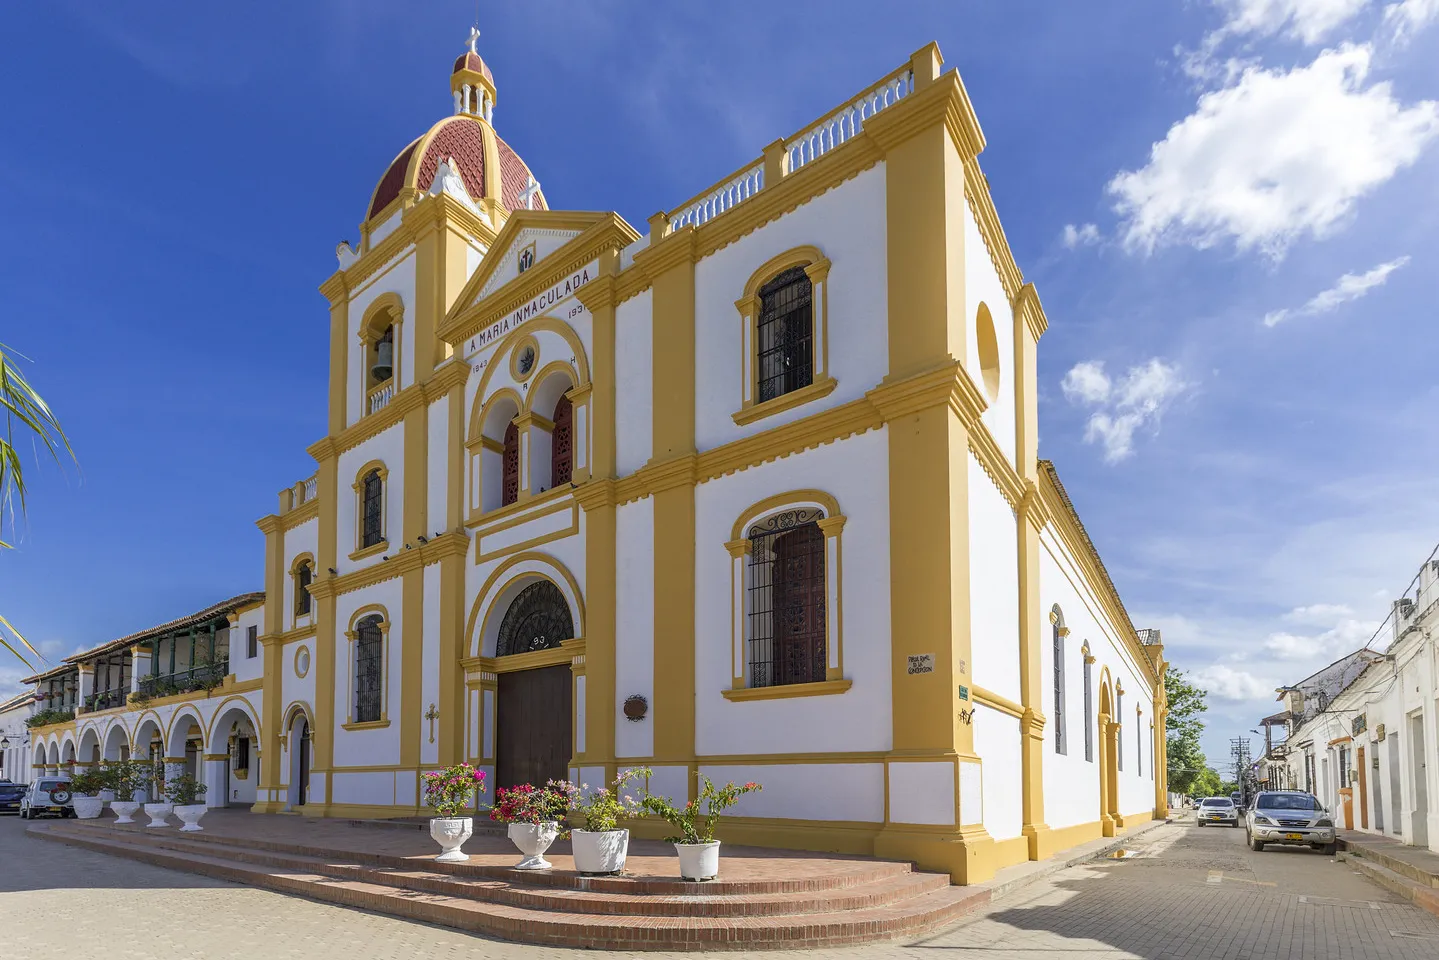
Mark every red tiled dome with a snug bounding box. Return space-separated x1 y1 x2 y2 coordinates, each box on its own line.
452 52 494 83
367 116 546 220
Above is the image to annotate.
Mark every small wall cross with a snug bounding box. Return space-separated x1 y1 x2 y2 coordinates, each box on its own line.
425 703 440 744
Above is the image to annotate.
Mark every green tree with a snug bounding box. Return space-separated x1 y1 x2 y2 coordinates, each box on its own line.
1164 668 1211 794
0 342 74 667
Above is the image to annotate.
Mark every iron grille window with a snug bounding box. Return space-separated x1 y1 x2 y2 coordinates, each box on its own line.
1083 660 1094 762
354 615 383 723
246 625 258 659
1053 626 1067 755
551 396 573 488
361 470 384 547
755 267 814 404
234 737 250 772
746 509 826 688
295 563 312 616
495 581 574 657
502 422 520 507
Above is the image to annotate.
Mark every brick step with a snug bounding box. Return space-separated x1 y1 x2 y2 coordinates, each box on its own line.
33 825 989 950
58 820 914 896
1339 841 1439 890
1345 854 1439 919
51 824 951 918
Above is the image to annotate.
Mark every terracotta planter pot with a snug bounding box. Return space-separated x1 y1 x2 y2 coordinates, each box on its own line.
571 829 629 874
72 795 105 820
674 841 721 881
175 804 207 832
143 802 173 827
507 821 559 870
110 801 140 824
429 817 474 862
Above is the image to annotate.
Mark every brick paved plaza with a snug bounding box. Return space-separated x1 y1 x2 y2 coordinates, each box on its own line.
5 811 1439 958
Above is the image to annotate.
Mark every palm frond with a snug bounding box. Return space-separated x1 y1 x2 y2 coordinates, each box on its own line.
0 611 40 670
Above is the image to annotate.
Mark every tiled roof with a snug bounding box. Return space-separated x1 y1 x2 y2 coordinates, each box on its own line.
0 690 36 713
58 592 264 667
452 52 494 83
368 117 545 223
369 137 421 219
416 117 488 207
497 133 545 212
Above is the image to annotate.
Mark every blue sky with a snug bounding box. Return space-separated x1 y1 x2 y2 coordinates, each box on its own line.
2 1 1437 768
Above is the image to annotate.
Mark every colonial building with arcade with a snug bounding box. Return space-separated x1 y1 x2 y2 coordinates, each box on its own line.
22 32 1166 884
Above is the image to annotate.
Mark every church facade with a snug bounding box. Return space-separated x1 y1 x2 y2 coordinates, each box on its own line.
34 36 1166 884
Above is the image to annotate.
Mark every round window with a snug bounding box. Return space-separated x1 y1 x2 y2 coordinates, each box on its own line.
976 302 1001 401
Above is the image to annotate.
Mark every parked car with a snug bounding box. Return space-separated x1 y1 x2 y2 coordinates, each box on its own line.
1244 791 1335 854
19 777 74 819
0 779 26 814
1197 796 1239 827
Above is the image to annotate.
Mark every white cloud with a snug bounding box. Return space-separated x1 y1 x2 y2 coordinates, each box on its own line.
1263 255 1410 325
1383 0 1439 42
1062 359 1188 462
1210 0 1374 43
1109 45 1439 259
1283 602 1356 625
1261 616 1379 658
1193 663 1274 701
1061 223 1102 249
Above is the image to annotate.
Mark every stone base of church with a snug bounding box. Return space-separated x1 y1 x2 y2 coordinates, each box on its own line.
873 823 1017 885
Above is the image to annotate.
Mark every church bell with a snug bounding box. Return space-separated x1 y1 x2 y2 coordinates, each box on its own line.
371 338 393 382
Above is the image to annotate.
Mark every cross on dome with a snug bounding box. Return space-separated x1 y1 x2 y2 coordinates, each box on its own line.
519 175 542 210
467 24 481 56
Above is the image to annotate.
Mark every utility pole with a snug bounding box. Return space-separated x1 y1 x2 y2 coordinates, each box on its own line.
1229 736 1253 804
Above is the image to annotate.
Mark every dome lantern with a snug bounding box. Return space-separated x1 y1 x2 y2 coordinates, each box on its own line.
452 25 496 122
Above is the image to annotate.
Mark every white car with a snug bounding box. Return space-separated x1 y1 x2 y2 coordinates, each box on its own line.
1197 796 1239 827
18 776 74 819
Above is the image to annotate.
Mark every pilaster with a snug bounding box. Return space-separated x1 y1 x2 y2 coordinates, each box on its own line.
256 514 286 812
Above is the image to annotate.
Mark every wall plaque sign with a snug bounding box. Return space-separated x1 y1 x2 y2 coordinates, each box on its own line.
907 654 935 675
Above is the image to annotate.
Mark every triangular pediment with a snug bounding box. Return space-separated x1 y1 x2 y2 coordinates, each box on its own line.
456 211 611 314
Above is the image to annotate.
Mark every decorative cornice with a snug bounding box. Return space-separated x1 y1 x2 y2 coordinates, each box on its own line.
866 361 987 425
310 531 470 600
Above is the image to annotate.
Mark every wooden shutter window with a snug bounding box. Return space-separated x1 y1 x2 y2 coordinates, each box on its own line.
551 395 573 488
502 422 520 506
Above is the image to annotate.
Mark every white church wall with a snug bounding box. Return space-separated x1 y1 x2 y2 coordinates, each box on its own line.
972 707 1024 839
889 761 956 825
614 497 655 760
426 393 450 535
283 518 319 634
336 425 406 575
968 454 1021 705
420 563 442 768
346 250 416 428
691 165 889 455
699 763 885 823
331 577 403 768
230 604 266 683
614 289 653 476
693 428 891 758
964 204 1017 468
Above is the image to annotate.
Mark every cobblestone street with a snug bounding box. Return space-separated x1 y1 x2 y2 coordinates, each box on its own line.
5 812 1439 959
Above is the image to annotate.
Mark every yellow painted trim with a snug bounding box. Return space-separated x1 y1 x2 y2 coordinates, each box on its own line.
489 644 578 674
466 551 587 659
303 358 467 462
203 696 261 744
972 686 1024 719
509 333 541 383
163 705 208 751
348 540 388 562
341 719 393 732
731 375 838 426
475 503 579 565
278 497 319 532
721 679 852 702
292 644 311 679
729 489 842 543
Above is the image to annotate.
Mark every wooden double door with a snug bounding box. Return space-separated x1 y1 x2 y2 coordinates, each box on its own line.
495 664 573 790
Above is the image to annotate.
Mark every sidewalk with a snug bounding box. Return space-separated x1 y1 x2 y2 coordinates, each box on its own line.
1337 830 1439 917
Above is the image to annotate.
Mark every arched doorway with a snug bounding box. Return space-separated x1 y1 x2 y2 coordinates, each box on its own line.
285 709 312 809
1097 681 1119 836
494 580 574 790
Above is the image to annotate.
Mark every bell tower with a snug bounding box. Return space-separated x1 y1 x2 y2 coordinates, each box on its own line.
452 26 497 121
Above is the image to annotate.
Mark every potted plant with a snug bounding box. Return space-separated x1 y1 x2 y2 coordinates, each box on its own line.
421 762 486 862
489 780 570 870
165 772 209 831
68 767 108 820
567 768 650 875
640 775 761 881
143 761 173 827
109 760 144 824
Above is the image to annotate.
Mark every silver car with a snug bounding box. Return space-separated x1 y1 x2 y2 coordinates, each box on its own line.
18 777 74 820
1244 791 1335 854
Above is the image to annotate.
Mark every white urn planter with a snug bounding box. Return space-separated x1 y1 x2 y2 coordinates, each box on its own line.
175 804 207 832
507 821 559 870
429 817 474 862
571 829 629 874
674 841 721 881
111 801 141 824
143 802 174 827
71 795 105 820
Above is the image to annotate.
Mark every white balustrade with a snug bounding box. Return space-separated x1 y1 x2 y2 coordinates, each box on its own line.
369 381 395 415
786 67 915 173
301 474 318 504
668 161 765 232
